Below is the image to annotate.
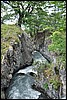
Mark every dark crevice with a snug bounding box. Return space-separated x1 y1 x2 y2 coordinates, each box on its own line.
12 59 33 77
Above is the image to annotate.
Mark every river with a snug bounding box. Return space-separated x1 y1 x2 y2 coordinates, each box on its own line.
6 51 47 99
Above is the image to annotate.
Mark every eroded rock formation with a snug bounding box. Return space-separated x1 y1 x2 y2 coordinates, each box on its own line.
1 32 34 99
34 29 52 50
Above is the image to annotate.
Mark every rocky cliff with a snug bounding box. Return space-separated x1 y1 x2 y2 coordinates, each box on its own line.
1 32 34 99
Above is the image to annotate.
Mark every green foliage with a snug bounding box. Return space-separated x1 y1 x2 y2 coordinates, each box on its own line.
37 63 45 71
1 1 66 94
33 59 62 91
44 67 54 78
48 31 66 68
36 62 51 72
43 83 49 90
43 29 65 90
49 75 62 90
1 1 66 35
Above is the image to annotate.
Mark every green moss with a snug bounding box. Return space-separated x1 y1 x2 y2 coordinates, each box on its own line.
1 24 22 61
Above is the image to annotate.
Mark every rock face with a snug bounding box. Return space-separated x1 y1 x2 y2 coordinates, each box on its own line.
34 29 52 50
34 29 53 63
59 69 66 98
1 32 34 99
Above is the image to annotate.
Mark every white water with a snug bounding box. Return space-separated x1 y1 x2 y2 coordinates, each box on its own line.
6 74 41 99
6 51 47 99
6 51 66 99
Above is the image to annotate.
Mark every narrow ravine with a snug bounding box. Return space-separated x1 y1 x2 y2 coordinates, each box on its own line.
6 74 41 99
5 51 48 99
5 51 66 99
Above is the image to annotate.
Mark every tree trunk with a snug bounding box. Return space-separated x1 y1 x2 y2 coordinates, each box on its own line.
18 10 24 28
18 16 22 28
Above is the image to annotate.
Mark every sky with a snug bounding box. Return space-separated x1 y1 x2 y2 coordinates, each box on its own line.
1 2 54 31
1 1 54 25
2 9 53 24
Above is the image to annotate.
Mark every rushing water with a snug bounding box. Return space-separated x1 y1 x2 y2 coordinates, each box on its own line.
6 74 41 99
6 51 47 99
32 51 47 62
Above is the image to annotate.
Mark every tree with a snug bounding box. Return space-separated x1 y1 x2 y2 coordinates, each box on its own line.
1 1 66 34
1 1 45 28
47 1 66 31
1 1 33 27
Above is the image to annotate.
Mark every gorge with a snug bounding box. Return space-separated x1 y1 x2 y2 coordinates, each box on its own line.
1 31 66 99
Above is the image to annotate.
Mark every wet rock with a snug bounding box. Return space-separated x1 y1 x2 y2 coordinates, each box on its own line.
1 89 5 99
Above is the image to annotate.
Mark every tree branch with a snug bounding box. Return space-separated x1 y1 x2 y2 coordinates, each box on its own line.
28 5 31 13
29 6 34 13
25 3 30 11
20 2 24 10
3 1 17 8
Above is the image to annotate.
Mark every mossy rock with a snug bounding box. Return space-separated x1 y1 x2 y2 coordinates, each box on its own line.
1 24 22 61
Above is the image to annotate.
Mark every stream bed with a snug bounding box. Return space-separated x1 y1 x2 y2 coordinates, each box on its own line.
6 51 47 99
5 51 66 99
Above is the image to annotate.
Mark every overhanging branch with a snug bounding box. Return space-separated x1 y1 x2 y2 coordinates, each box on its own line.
3 1 17 8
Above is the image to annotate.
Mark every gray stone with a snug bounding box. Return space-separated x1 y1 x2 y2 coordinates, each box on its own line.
1 32 34 99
